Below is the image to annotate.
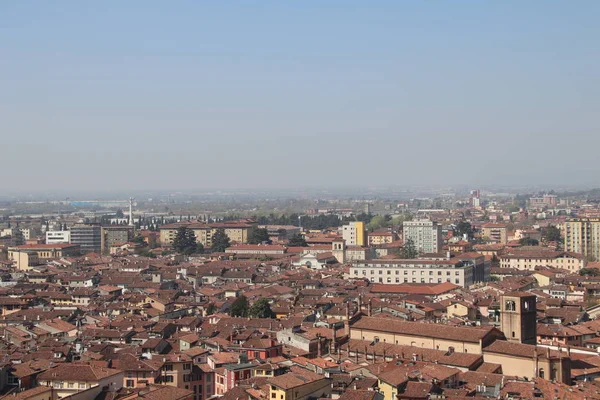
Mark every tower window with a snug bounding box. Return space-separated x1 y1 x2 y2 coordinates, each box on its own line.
505 300 516 311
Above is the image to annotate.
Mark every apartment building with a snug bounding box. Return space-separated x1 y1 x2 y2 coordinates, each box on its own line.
101 225 134 253
402 220 442 254
564 218 600 261
480 223 508 245
160 221 254 248
342 221 366 246
350 258 475 287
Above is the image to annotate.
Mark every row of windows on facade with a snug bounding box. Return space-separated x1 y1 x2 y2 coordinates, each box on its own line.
354 269 460 275
368 277 461 284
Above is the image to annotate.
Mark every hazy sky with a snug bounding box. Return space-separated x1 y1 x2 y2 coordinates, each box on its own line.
1 2 598 193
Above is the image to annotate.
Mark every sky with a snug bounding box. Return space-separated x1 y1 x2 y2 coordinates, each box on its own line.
1 1 599 193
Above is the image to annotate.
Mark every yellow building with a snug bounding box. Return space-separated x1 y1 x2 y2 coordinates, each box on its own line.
342 221 366 246
367 229 396 246
160 221 254 248
564 218 600 261
481 223 508 245
268 366 330 400
8 244 81 263
9 251 40 271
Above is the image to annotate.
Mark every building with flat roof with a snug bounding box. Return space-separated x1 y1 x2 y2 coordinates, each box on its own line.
350 257 475 287
342 221 366 247
70 224 102 254
564 218 600 261
403 220 442 254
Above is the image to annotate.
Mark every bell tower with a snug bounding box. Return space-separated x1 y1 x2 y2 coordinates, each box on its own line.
332 238 346 264
500 292 537 345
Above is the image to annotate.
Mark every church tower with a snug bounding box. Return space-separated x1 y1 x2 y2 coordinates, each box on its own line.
500 292 537 345
332 238 346 264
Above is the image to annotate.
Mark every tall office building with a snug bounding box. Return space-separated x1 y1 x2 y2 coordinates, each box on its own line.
70 223 102 254
101 226 134 253
565 218 600 261
342 221 366 246
402 220 442 254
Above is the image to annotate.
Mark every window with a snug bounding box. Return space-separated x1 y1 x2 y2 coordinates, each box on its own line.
126 380 134 387
184 363 191 370
68 383 74 388
505 301 516 312
79 383 85 389
539 368 544 379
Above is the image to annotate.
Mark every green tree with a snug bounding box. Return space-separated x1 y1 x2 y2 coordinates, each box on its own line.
211 228 231 252
518 237 539 246
248 227 270 244
400 238 418 259
580 268 600 277
172 227 198 254
248 298 275 318
288 233 308 247
115 209 124 218
367 215 388 231
133 235 146 245
206 303 218 315
541 226 561 243
230 295 249 317
454 221 473 239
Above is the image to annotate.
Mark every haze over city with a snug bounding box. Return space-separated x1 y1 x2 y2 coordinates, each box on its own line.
2 1 599 192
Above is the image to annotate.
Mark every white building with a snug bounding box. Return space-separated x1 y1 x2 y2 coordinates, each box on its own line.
46 230 71 244
403 220 442 254
350 258 474 287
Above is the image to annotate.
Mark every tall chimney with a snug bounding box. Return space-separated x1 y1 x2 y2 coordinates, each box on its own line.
331 327 337 354
368 299 372 317
316 334 322 357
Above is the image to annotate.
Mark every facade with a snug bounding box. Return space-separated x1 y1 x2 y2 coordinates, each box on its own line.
342 221 366 246
101 226 134 253
529 194 558 209
500 292 537 345
70 224 102 254
402 220 442 254
37 364 123 399
350 316 503 355
483 341 570 384
367 229 396 246
160 221 254 248
8 244 81 261
480 223 508 245
350 258 474 287
268 366 330 400
45 230 70 244
499 250 585 272
564 218 600 261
